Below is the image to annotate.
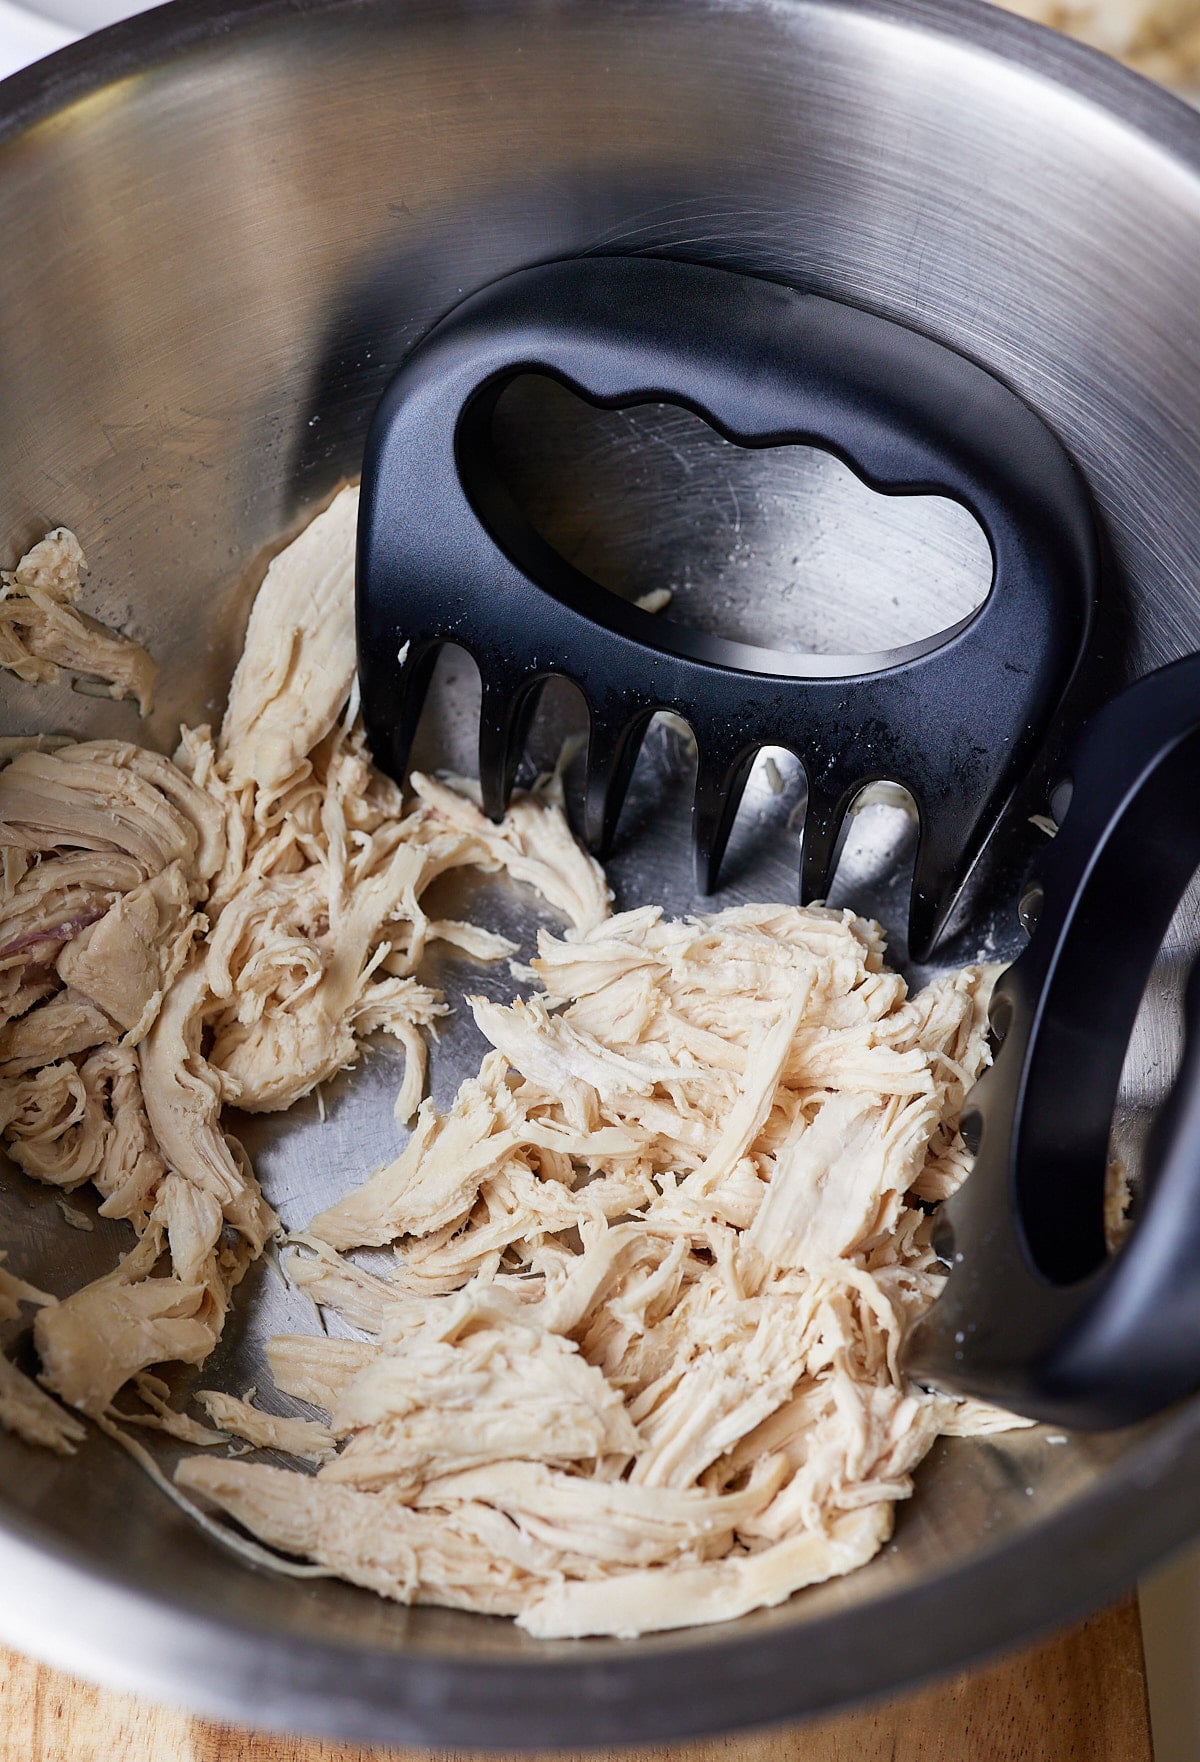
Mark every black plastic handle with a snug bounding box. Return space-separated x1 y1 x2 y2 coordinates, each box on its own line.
906 651 1200 1427
358 256 1097 958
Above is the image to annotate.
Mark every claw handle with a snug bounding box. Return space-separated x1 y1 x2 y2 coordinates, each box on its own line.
905 652 1200 1427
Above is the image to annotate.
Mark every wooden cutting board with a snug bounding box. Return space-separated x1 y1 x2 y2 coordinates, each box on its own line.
0 1597 1151 1762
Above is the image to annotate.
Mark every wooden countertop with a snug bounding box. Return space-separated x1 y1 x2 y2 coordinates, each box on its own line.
0 1597 1151 1762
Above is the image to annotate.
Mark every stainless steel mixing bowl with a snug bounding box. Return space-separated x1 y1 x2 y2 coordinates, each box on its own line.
3 0 1200 1742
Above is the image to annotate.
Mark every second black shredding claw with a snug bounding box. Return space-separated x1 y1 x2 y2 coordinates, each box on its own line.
905 650 1200 1428
357 255 1099 960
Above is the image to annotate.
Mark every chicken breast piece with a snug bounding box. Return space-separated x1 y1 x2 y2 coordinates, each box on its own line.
140 960 277 1252
35 1268 219 1414
518 1504 891 1639
196 1391 338 1463
0 528 156 714
219 486 359 794
56 862 197 1039
0 746 203 875
0 1352 88 1455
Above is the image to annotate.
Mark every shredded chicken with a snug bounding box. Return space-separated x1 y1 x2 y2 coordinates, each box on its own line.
0 1251 86 1453
217 491 360 795
2 490 1024 1640
1 492 606 1423
0 528 155 713
195 1390 338 1463
179 903 1017 1638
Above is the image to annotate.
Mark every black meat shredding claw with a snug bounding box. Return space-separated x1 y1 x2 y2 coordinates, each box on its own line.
357 256 1099 960
906 651 1200 1429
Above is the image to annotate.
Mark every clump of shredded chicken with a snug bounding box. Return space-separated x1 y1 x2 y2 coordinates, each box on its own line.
0 488 606 1421
1 486 1023 1639
0 527 155 714
177 903 1013 1637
